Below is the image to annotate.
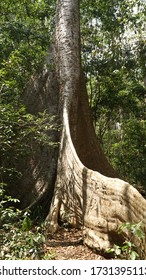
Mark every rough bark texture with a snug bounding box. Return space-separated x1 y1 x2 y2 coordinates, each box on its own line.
46 0 146 258
13 0 146 258
10 49 60 211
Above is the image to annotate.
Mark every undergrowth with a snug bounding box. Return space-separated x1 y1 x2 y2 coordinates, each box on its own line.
0 183 54 260
106 221 145 260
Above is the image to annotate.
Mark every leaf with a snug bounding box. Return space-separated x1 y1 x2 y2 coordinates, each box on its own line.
124 241 134 248
22 216 32 231
136 228 145 238
130 251 139 260
115 247 121 256
121 244 128 252
105 248 115 253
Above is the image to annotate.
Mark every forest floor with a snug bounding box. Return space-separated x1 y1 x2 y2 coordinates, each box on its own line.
45 228 106 260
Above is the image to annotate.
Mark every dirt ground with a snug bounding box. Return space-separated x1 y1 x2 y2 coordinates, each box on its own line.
45 228 106 260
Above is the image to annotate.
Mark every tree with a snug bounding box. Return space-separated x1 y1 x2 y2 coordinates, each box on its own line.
46 0 146 256
1 0 146 257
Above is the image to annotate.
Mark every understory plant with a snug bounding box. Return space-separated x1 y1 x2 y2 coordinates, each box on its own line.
106 221 145 260
0 184 54 260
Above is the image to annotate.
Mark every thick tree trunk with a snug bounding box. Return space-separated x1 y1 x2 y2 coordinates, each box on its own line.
45 0 146 258
16 0 146 258
12 46 60 211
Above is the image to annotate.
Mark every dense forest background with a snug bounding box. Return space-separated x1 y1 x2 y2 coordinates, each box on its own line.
80 0 146 189
0 0 146 259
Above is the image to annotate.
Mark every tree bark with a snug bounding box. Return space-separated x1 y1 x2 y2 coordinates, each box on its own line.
45 0 146 258
12 46 60 211
16 0 146 257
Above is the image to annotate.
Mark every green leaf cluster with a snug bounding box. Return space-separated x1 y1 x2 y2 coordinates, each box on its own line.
106 221 145 259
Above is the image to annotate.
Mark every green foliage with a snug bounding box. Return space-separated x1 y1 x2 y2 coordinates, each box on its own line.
22 210 32 231
0 185 54 260
0 2 58 259
1 225 46 260
106 243 139 260
0 0 58 192
109 119 146 187
0 183 21 228
81 0 146 190
0 104 59 187
106 221 145 259
0 0 56 105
